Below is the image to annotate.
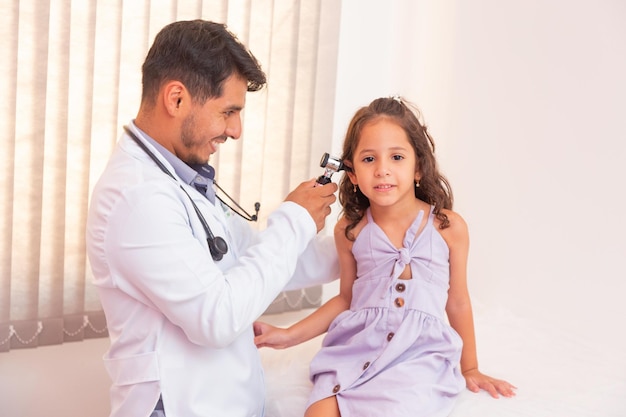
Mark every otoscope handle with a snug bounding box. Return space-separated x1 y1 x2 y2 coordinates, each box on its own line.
316 175 332 186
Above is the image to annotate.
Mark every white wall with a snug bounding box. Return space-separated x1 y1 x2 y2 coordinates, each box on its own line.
332 0 626 351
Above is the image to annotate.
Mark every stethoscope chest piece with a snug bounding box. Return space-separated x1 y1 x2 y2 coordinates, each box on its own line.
208 236 228 261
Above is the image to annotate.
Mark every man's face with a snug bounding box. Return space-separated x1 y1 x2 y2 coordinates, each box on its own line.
177 75 248 165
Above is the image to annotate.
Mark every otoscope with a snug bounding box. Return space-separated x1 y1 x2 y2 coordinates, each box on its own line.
316 152 345 186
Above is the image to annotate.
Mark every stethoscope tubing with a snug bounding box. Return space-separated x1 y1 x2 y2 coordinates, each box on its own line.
123 125 228 261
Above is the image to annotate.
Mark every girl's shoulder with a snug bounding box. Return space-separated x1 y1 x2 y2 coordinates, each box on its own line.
434 208 469 244
335 213 369 241
437 208 466 226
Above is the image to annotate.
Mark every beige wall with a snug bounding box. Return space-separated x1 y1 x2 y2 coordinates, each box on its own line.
0 338 110 416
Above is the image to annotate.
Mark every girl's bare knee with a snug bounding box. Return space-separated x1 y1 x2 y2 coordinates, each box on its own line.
304 396 340 417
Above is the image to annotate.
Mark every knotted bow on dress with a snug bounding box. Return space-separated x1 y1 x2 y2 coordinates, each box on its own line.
390 209 425 279
353 209 425 299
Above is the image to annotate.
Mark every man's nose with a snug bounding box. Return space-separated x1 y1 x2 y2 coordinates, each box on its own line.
225 115 242 140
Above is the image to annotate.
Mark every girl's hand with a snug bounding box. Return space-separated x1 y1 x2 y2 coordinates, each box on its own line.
462 368 517 398
253 321 292 349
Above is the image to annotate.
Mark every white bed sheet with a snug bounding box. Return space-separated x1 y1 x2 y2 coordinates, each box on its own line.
258 305 626 417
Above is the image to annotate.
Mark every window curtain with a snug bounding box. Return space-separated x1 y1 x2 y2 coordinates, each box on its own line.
0 0 341 352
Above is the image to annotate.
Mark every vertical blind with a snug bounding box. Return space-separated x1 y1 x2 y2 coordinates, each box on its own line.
0 0 340 352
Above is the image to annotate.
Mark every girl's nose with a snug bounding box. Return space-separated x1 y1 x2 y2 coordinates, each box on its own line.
375 162 390 177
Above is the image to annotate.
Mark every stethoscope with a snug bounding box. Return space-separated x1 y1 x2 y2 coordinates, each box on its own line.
123 126 260 261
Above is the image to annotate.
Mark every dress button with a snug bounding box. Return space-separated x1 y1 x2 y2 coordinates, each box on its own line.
387 332 395 341
395 282 406 292
332 384 341 393
394 297 405 307
363 361 370 370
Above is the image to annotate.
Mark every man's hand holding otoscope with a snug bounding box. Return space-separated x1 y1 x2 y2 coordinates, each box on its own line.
285 153 344 232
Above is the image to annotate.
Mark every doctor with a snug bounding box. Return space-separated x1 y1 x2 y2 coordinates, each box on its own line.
86 20 339 417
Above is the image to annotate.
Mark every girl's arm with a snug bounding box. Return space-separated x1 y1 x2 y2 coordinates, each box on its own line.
443 210 516 398
254 217 357 349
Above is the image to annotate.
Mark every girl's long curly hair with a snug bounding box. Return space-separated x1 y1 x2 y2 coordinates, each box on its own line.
339 97 453 240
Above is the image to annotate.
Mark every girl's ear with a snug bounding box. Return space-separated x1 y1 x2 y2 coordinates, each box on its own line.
342 159 357 185
414 166 422 184
346 171 359 185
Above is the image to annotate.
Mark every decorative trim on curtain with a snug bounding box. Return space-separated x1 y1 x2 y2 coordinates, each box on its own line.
0 0 340 352
263 287 324 315
0 311 108 352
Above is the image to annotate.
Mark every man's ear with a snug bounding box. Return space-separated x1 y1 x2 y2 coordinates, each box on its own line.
162 81 186 116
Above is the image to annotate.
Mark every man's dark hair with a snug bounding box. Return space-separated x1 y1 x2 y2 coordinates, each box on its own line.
141 20 266 106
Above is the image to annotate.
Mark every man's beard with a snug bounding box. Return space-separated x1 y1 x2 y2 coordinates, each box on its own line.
181 112 207 165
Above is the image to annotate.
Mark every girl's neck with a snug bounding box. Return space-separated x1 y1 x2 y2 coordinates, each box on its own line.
368 199 430 248
369 198 429 225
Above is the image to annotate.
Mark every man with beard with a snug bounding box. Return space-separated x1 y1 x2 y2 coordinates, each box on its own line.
86 19 338 417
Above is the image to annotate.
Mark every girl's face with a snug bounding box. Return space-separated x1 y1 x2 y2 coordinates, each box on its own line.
348 118 420 208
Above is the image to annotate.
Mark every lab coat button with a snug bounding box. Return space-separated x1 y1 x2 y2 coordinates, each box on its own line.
395 282 406 292
387 332 395 341
394 297 405 307
333 384 341 393
363 361 370 370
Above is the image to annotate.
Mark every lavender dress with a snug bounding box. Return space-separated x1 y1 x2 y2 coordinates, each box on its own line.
307 207 465 417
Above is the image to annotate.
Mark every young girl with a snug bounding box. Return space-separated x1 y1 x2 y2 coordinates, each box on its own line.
254 96 515 417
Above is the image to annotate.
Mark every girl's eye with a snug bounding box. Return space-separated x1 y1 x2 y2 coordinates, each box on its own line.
392 155 404 161
362 156 374 163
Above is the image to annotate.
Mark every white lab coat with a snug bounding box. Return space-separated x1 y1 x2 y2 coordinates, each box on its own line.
86 126 339 417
